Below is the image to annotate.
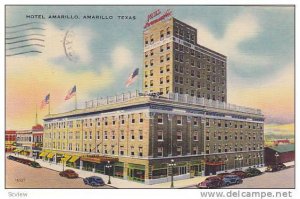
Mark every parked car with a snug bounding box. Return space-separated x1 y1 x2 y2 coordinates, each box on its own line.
265 163 286 172
30 162 42 168
245 168 262 177
231 170 247 179
59 169 79 179
83 176 105 186
197 176 223 189
222 175 243 186
7 155 16 160
217 172 231 179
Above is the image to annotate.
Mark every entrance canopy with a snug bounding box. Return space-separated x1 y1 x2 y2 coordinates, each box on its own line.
80 155 118 164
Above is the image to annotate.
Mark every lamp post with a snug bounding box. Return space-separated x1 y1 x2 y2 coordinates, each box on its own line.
275 152 279 165
61 155 65 171
168 159 176 188
224 157 228 172
237 155 243 170
105 160 112 184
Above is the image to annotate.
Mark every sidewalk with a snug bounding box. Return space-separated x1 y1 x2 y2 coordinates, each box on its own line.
7 154 206 188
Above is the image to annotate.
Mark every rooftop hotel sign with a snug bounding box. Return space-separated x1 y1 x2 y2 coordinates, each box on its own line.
144 9 172 29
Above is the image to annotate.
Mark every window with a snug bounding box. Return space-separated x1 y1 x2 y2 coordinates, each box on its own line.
120 115 125 124
139 113 144 123
176 147 182 156
139 130 143 140
160 30 164 40
130 130 135 140
166 54 170 61
160 77 163 84
120 146 124 155
157 130 163 141
160 56 164 63
138 147 143 157
120 130 125 140
176 116 182 125
206 131 210 140
192 147 197 155
206 118 210 126
193 131 198 141
130 146 135 156
104 131 108 140
177 131 182 141
112 131 115 140
160 67 164 74
89 131 92 139
157 114 163 124
160 46 164 52
166 27 171 36
157 147 163 157
131 114 135 123
166 43 170 50
84 131 87 139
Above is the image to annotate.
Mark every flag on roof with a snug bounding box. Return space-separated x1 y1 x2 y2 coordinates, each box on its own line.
125 68 139 87
65 85 76 100
40 93 50 109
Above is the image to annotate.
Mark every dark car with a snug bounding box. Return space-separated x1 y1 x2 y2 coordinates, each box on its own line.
29 162 42 168
265 163 286 172
83 176 105 186
245 168 262 177
222 175 243 186
217 172 231 179
59 169 79 179
7 155 17 160
197 176 223 189
231 170 247 179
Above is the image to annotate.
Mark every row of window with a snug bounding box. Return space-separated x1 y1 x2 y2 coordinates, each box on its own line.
205 118 264 129
144 66 171 78
144 55 171 68
205 144 263 154
144 27 171 46
144 43 171 57
44 114 145 129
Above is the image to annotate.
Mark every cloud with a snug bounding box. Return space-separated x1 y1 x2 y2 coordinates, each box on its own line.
265 123 294 135
40 22 94 65
6 43 134 130
189 12 271 66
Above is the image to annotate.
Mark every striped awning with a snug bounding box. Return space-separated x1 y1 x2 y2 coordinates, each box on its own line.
47 153 55 159
39 151 49 157
61 154 72 162
68 156 80 163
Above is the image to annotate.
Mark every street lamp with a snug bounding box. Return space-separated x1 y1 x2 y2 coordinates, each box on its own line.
168 159 176 188
61 155 65 171
237 155 243 170
105 160 112 184
275 152 279 165
224 157 228 172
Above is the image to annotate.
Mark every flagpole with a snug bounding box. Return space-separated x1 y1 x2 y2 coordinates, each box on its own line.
75 93 77 110
48 98 50 115
35 103 38 125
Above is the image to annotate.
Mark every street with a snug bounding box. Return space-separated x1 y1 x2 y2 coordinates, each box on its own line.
185 167 295 189
6 159 114 188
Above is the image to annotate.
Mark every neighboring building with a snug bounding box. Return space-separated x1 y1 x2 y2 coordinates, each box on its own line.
15 130 33 156
264 144 295 166
143 12 227 102
273 139 291 146
5 130 16 152
32 124 44 158
42 11 264 185
14 124 44 158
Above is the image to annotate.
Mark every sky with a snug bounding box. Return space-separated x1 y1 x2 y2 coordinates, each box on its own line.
5 6 294 135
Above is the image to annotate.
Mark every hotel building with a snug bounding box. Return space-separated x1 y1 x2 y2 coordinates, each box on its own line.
41 13 264 185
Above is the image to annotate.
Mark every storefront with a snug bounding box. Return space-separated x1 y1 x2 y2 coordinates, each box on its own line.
80 155 118 174
114 162 124 178
67 156 80 169
127 163 145 182
205 161 225 175
150 163 168 179
190 160 204 176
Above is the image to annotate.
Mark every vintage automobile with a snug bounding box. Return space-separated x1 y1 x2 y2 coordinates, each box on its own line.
83 176 105 186
216 172 231 179
29 162 42 168
196 176 223 189
59 169 79 179
222 175 243 186
265 163 287 172
245 168 262 177
230 170 247 179
7 155 17 160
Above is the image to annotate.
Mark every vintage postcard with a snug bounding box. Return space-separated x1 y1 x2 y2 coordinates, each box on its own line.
5 5 295 192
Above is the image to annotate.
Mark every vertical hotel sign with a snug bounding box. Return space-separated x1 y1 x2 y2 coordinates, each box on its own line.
144 9 172 29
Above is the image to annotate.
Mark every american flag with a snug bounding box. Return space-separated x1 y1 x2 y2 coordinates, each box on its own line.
125 68 139 87
65 85 76 100
40 93 50 109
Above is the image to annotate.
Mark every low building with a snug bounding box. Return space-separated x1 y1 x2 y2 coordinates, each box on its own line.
264 144 294 166
42 92 264 184
5 130 16 152
32 124 44 158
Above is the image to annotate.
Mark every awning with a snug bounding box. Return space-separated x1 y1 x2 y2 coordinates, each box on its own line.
206 161 225 166
47 153 55 159
80 155 118 164
61 154 72 162
39 151 48 157
68 156 80 163
13 149 20 152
